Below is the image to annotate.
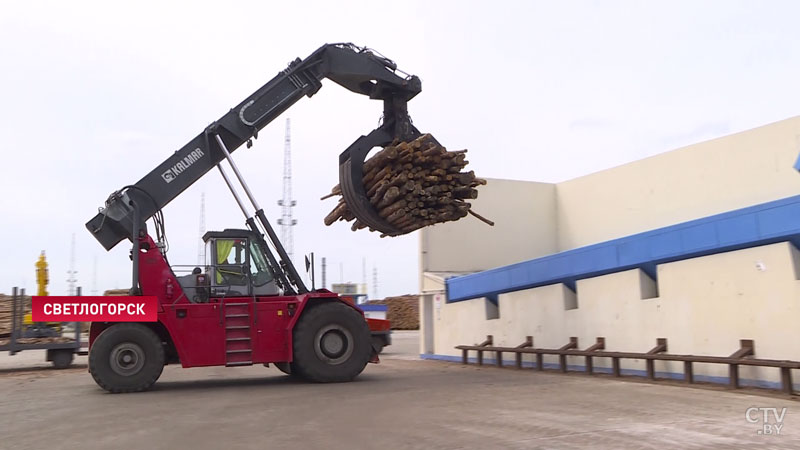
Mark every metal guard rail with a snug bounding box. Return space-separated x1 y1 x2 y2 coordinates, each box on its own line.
456 336 798 396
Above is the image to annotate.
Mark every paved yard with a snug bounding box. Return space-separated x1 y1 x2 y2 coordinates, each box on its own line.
1 331 798 449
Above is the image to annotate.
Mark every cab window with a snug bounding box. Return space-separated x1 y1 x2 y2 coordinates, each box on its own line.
215 239 247 286
248 240 274 286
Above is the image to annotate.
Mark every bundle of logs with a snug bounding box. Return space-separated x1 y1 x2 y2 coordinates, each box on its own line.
0 294 30 338
322 134 493 236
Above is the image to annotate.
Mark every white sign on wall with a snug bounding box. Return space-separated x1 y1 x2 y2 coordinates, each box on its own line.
434 294 443 320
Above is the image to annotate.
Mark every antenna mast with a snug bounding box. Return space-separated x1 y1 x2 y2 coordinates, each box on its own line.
321 257 327 289
277 118 297 261
197 192 206 265
66 233 77 296
92 256 98 295
372 265 379 300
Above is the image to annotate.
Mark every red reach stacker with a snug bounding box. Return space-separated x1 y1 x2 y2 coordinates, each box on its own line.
84 43 423 392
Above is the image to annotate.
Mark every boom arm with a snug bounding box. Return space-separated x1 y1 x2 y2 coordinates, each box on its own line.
86 43 421 251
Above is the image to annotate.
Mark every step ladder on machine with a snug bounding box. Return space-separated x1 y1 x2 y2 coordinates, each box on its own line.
223 300 253 366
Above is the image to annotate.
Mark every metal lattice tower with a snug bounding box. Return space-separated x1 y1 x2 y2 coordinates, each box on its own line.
362 257 367 285
66 233 77 296
91 256 98 295
197 192 206 265
277 118 297 261
372 266 379 300
321 257 327 289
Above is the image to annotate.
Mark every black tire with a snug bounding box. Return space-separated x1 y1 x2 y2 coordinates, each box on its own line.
291 302 371 383
50 349 74 369
88 323 165 393
371 336 385 354
274 362 299 377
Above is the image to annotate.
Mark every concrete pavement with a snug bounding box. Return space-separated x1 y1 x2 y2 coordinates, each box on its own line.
0 331 798 449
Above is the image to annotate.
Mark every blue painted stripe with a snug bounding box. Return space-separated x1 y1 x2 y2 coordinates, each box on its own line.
419 354 799 391
447 194 800 302
358 304 388 312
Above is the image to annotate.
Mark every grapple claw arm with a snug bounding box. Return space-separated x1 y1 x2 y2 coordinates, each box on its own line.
87 43 425 251
338 94 427 235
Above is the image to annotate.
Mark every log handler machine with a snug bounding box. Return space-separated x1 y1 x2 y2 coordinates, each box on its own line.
85 43 426 393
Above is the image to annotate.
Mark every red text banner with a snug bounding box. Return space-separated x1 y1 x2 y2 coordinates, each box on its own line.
32 296 158 322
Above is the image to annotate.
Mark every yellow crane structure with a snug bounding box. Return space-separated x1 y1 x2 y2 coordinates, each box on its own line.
24 251 61 335
36 250 48 296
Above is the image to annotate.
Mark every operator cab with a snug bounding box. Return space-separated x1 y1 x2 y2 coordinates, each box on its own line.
204 229 279 298
175 229 279 302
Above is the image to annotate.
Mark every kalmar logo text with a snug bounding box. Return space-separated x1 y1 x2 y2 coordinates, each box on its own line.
161 148 204 183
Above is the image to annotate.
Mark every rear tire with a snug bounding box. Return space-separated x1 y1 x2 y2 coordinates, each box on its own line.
372 336 385 354
50 349 74 369
89 323 164 393
291 302 371 383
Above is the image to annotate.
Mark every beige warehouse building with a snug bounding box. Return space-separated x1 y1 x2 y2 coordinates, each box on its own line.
419 116 800 389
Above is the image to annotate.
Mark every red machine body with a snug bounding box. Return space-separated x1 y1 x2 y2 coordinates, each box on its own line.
82 43 419 392
88 235 377 369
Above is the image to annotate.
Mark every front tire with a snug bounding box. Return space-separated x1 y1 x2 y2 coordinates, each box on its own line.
274 362 297 377
291 302 371 383
89 323 165 393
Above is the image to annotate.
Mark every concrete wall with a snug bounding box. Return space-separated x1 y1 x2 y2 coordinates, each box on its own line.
423 242 800 386
419 178 557 275
556 116 800 249
418 117 800 387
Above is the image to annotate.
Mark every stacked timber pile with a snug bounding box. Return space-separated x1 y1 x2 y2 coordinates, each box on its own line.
104 289 129 296
368 295 419 330
0 294 31 338
0 336 74 346
0 293 83 340
323 134 493 236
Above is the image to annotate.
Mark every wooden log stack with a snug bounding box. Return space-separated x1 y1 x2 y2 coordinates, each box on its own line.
0 293 92 336
104 289 129 296
0 294 31 338
322 134 493 236
367 295 420 330
0 289 129 338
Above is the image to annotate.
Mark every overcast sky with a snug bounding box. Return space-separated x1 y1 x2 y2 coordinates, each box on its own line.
2 0 800 297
